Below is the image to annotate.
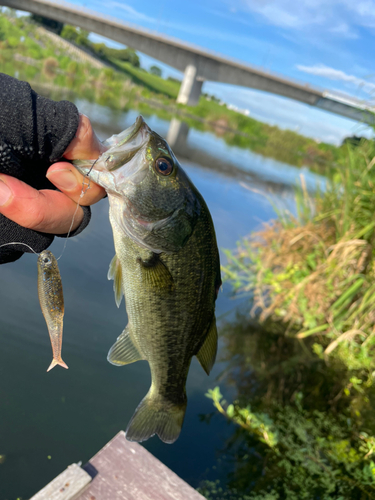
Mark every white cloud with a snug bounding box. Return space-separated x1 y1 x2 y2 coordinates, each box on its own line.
346 0 375 27
329 22 358 39
106 2 156 23
89 0 161 25
296 64 375 96
239 0 329 28
237 0 375 36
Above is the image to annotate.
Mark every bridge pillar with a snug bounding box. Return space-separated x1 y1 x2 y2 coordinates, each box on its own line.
177 64 203 106
166 118 189 150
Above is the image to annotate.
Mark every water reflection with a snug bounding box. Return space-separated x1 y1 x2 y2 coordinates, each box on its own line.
166 118 326 192
86 108 325 232
87 107 326 195
199 314 375 499
167 118 190 150
0 98 328 499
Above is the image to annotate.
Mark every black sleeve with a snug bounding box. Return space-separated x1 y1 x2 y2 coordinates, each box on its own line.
0 73 91 264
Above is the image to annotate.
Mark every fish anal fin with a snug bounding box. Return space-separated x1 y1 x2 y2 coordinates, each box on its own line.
196 317 218 375
107 326 143 366
137 253 174 290
108 254 123 308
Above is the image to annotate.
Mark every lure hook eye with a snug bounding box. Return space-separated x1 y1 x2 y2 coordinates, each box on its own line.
105 154 116 168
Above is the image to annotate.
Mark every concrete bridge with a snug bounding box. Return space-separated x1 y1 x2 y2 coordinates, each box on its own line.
2 0 375 125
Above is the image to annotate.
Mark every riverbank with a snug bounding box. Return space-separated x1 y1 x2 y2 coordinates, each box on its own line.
222 137 375 373
208 132 375 499
0 9 344 174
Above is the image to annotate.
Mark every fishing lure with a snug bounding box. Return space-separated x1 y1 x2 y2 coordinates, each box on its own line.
37 250 68 372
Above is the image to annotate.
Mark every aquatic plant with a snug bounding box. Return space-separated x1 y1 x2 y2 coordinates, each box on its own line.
200 316 375 499
204 387 375 499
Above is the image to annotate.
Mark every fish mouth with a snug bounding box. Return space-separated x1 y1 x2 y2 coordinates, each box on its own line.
100 116 150 177
103 115 148 150
73 115 150 189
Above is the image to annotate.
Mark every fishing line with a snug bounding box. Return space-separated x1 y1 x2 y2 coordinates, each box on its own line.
56 158 99 261
0 242 39 255
0 160 101 262
56 200 81 261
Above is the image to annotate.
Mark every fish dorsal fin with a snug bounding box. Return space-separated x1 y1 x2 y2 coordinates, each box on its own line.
196 317 218 375
107 327 143 366
137 253 174 290
108 254 124 308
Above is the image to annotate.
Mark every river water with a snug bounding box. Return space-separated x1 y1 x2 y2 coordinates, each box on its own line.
0 102 325 499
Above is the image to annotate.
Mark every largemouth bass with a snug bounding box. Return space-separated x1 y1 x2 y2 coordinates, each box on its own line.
37 250 68 372
74 116 221 443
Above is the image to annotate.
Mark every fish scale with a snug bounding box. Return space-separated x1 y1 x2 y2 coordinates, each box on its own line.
114 209 217 377
74 116 221 443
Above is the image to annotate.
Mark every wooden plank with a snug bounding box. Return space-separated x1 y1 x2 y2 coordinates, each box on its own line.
30 463 92 500
77 431 205 500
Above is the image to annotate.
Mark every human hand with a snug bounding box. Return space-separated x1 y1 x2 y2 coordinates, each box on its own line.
0 114 106 234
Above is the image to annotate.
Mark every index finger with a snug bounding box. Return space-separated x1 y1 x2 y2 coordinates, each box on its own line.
63 114 105 160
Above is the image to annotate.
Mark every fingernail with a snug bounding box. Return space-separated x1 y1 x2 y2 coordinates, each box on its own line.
0 179 12 206
47 169 77 190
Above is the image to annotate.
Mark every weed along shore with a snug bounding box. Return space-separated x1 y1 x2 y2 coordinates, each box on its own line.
222 137 375 368
202 138 375 499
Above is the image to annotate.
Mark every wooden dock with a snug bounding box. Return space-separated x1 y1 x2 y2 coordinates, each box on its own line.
30 431 205 500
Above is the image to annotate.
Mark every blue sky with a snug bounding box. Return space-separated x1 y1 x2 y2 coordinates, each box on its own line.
63 0 375 144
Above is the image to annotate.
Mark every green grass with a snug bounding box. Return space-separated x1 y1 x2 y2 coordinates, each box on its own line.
222 138 375 375
112 59 180 98
206 134 375 499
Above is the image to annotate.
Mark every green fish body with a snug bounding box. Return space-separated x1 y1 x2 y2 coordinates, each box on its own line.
37 250 68 372
74 116 220 443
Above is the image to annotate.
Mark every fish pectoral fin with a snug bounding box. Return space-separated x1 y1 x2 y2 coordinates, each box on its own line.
137 253 174 290
107 327 143 366
108 254 124 308
196 317 218 375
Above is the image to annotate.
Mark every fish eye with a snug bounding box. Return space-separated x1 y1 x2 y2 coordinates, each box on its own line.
155 157 173 176
43 257 51 264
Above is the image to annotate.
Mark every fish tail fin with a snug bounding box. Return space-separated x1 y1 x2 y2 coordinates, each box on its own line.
126 389 187 444
47 358 69 372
